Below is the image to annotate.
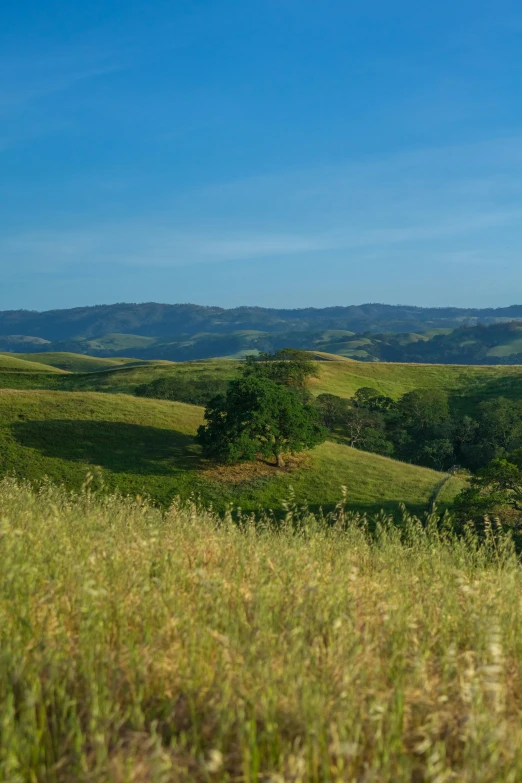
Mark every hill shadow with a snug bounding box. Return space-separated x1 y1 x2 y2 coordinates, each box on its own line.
10 419 201 475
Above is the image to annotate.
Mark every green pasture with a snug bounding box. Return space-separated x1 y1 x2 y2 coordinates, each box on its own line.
0 389 463 514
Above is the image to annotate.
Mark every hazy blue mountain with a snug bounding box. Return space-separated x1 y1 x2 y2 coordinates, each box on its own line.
2 303 522 363
2 302 522 340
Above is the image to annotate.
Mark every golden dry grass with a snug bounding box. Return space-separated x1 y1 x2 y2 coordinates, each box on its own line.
1 479 522 781
200 452 310 483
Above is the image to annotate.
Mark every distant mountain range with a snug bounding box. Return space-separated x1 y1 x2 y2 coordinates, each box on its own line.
2 302 522 339
2 302 522 363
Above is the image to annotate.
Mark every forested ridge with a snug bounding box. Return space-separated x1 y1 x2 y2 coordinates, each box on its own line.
4 302 522 363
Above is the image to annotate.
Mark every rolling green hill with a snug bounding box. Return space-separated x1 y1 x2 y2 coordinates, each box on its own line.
2 352 522 414
310 358 522 407
0 359 238 393
0 389 463 513
0 354 67 373
5 351 162 372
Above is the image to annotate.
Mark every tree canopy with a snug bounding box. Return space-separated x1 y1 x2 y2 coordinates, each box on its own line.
243 349 319 389
453 456 522 529
197 374 326 467
353 386 395 412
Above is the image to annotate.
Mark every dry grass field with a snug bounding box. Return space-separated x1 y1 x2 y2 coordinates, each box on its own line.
1 478 521 782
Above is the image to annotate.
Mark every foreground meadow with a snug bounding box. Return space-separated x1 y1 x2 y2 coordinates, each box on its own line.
1 479 522 782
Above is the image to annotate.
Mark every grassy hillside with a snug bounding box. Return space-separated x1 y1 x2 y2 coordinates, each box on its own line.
0 354 67 373
300 323 522 363
63 359 237 394
489 337 522 357
0 359 238 394
0 389 463 513
2 479 522 782
3 352 522 413
72 353 522 410
7 351 155 372
311 359 522 400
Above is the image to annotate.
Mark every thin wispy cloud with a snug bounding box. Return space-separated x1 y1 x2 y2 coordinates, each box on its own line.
3 141 521 271
0 4 222 117
0 52 123 113
4 206 518 271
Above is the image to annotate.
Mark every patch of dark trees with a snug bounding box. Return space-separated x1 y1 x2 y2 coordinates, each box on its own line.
315 387 522 473
317 387 522 531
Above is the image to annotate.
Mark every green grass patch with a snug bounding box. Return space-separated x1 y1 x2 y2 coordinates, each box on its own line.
7 351 157 372
62 359 240 395
310 359 522 412
3 352 522 415
0 354 67 373
0 389 463 514
488 337 522 357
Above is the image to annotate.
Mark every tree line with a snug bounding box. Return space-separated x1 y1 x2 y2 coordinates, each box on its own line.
315 387 522 473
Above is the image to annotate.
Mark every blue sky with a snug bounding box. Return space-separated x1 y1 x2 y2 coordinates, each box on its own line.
1 0 522 311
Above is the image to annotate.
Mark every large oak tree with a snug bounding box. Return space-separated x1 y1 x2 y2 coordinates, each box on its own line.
197 375 326 467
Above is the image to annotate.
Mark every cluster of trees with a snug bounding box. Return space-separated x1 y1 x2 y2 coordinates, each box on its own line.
197 350 325 467
315 386 522 528
453 455 522 528
315 387 522 473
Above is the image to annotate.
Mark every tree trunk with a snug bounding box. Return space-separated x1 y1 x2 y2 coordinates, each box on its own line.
276 452 285 468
